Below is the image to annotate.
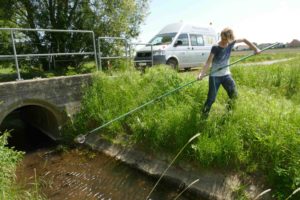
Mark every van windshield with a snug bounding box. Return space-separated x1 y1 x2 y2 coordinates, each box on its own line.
148 32 177 46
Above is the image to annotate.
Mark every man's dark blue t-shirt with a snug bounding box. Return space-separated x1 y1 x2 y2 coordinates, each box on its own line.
210 41 236 76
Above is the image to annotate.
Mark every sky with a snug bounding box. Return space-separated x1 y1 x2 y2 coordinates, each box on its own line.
137 0 300 44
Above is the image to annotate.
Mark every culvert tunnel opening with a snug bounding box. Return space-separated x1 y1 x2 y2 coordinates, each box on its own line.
0 105 58 152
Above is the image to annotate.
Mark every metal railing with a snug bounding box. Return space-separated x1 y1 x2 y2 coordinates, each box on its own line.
97 37 154 69
0 28 98 80
0 27 155 81
97 37 129 70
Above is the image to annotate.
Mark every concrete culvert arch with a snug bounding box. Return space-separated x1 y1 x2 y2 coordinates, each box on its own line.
0 104 61 152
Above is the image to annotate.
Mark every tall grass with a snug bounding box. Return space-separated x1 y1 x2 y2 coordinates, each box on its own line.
193 87 300 198
71 57 300 199
0 132 45 200
71 67 206 149
232 57 300 103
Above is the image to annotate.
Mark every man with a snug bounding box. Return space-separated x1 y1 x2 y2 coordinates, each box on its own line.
197 28 261 116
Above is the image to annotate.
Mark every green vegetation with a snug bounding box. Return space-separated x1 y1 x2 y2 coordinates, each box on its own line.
67 51 300 199
232 57 300 103
0 61 97 82
0 132 45 200
0 59 132 82
231 50 299 63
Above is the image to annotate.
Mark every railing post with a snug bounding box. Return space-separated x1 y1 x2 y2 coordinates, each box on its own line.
151 44 153 67
97 38 102 71
128 42 132 65
92 31 99 71
125 40 129 68
10 30 21 80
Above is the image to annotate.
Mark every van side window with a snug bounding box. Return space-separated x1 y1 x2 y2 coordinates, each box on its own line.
190 34 204 46
176 33 189 46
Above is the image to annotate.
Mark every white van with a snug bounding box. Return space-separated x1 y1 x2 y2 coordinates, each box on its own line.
134 23 218 70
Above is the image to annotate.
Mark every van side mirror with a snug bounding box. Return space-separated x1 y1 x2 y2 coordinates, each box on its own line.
174 40 183 47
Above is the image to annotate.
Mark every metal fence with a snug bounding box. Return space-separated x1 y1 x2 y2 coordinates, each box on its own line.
97 37 153 70
97 37 129 70
0 28 98 80
0 27 154 81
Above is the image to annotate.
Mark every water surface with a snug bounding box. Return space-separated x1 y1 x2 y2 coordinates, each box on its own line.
17 148 196 200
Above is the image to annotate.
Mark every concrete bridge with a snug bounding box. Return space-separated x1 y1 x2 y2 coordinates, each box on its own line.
0 74 92 140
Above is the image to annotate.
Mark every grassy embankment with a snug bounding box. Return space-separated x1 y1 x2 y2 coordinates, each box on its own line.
67 49 299 199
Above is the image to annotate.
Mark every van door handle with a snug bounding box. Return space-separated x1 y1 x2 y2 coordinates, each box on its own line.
202 53 205 56
191 47 194 50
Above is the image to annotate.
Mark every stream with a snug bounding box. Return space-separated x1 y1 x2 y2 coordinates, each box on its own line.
16 147 195 200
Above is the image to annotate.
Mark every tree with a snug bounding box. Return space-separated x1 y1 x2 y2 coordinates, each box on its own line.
288 39 300 48
0 1 16 58
0 0 149 70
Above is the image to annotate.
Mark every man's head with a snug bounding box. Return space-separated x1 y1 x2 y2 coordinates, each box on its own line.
221 28 235 42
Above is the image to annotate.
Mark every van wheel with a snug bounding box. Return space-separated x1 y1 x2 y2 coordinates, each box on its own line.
166 58 178 71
